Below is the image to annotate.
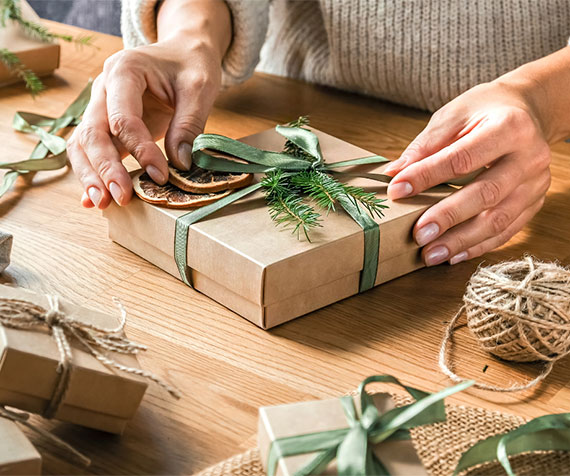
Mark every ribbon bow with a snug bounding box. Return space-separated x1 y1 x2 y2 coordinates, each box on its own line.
0 295 181 420
175 123 393 293
267 375 474 476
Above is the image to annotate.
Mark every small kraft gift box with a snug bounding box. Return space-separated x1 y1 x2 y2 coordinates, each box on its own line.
0 0 60 87
0 286 148 434
104 127 453 329
0 416 41 475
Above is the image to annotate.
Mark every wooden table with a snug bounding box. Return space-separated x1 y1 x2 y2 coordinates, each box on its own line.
1 21 569 476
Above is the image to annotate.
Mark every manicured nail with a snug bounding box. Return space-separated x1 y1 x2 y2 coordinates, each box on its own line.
415 223 440 246
425 245 449 266
146 165 166 184
388 181 413 200
177 142 192 170
87 187 101 207
449 251 468 265
109 182 123 205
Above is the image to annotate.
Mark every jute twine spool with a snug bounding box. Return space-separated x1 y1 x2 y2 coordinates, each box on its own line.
439 256 570 391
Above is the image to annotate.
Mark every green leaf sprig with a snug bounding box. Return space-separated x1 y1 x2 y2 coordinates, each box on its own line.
260 116 388 240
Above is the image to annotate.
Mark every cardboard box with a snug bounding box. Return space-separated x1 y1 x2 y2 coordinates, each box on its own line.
0 1 60 87
258 393 427 475
104 128 453 329
0 417 41 475
0 286 148 434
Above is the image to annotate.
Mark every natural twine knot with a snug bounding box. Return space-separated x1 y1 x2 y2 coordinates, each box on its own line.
439 257 570 392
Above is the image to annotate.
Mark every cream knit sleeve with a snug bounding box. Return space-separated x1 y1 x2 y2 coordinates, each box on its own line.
120 0 269 86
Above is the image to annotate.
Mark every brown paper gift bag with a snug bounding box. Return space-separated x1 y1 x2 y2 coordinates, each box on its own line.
0 286 148 434
0 416 41 475
0 0 60 87
104 128 453 329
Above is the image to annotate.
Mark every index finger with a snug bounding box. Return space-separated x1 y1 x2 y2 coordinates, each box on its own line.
105 73 169 184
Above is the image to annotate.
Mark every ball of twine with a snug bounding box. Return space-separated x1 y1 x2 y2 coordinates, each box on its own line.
439 256 570 392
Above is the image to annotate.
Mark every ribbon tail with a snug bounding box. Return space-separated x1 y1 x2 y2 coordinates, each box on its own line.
331 171 393 184
336 425 371 476
293 447 337 476
174 182 262 286
337 195 379 292
0 170 20 198
369 451 391 476
0 151 68 172
325 155 391 169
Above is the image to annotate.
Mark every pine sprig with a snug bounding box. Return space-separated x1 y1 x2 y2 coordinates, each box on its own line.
0 48 44 95
344 184 389 219
282 115 316 163
261 170 321 241
291 170 345 213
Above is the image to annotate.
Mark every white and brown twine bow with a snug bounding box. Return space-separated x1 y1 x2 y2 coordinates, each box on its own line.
0 295 181 421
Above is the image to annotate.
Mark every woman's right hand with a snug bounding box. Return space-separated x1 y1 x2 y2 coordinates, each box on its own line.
68 35 223 209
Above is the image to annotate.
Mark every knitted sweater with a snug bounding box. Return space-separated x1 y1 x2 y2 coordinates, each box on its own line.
121 0 570 112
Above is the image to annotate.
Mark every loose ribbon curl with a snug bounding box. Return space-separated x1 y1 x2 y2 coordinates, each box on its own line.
0 80 92 197
267 375 474 476
175 125 394 293
0 295 181 420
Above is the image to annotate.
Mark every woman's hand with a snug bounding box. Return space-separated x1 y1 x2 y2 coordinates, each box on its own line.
384 80 551 266
67 35 223 209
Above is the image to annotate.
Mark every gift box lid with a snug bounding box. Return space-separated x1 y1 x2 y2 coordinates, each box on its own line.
0 417 41 475
258 392 428 475
105 128 451 315
0 286 148 422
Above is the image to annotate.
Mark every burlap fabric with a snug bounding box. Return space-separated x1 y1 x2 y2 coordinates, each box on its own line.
196 394 570 476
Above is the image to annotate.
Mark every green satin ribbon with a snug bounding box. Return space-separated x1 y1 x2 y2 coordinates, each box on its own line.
454 413 570 476
174 124 393 292
267 375 474 476
0 80 92 198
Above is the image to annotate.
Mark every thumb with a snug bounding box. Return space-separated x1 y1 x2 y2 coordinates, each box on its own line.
164 90 210 171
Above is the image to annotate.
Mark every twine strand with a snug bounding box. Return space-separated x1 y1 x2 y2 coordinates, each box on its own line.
439 257 570 392
0 295 181 420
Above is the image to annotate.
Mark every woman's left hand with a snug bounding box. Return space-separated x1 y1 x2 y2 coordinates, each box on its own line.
384 80 551 266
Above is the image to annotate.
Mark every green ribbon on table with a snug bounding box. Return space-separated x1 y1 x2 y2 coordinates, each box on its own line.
0 80 92 198
454 413 570 476
266 375 474 476
174 124 394 293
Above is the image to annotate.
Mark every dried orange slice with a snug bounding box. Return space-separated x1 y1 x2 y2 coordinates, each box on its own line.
168 165 253 194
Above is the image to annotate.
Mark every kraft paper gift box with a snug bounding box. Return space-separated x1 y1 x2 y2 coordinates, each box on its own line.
0 286 148 434
258 392 428 475
104 128 453 329
0 0 60 87
0 417 41 475
0 231 12 273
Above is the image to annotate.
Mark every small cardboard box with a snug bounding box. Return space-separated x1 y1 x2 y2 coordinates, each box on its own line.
0 417 41 475
0 231 12 273
258 393 428 475
104 128 453 329
0 286 148 434
0 1 60 87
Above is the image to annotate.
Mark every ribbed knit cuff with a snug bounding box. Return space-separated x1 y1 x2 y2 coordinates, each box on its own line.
120 0 269 87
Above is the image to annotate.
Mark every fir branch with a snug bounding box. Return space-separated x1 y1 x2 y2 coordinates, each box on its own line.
290 170 346 214
0 48 44 95
343 184 389 219
261 170 321 241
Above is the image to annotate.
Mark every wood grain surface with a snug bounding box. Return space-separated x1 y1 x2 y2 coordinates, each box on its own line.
1 21 569 475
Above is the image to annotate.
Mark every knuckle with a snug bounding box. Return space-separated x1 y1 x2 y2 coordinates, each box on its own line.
451 232 469 253
175 115 205 140
448 146 475 177
108 112 134 137
414 164 434 188
94 159 115 182
499 107 535 137
78 125 104 148
440 205 460 229
488 208 511 235
478 180 502 208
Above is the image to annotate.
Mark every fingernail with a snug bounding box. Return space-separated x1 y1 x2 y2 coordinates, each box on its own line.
146 165 166 184
177 142 192 170
388 181 413 200
87 187 101 207
449 251 468 265
109 182 123 205
425 245 449 266
415 223 440 246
